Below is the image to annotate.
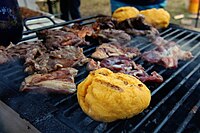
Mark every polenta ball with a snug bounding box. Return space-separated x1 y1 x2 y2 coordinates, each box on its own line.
112 6 139 22
77 68 151 122
140 8 170 29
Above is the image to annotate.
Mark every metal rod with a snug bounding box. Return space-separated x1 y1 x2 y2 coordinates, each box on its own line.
153 78 200 133
22 15 104 35
176 99 200 133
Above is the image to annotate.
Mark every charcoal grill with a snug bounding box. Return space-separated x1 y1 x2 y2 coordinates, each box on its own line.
0 16 199 133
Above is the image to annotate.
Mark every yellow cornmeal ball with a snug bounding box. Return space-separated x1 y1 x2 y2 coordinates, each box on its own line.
140 8 170 29
112 6 139 22
77 68 151 122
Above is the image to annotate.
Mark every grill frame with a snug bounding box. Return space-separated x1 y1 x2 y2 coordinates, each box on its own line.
0 16 199 133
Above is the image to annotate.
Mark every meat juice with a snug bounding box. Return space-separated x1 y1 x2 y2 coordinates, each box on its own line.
0 0 23 46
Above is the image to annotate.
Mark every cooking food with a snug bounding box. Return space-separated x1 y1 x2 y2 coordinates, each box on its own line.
116 15 159 38
87 56 163 83
20 7 42 19
37 29 89 50
61 24 94 39
92 16 117 30
20 68 78 94
142 37 193 68
140 8 170 29
0 41 45 65
7 41 46 58
91 43 140 60
25 46 88 74
0 46 12 64
97 29 132 44
112 6 139 22
77 68 151 122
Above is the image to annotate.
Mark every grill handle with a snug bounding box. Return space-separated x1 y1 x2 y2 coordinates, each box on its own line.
22 15 106 35
23 15 56 31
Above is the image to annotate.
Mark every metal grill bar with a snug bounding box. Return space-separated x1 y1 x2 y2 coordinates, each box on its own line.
0 16 199 132
131 42 200 132
79 30 200 133
160 29 181 39
153 78 200 133
133 29 186 62
23 15 102 35
46 28 200 132
176 99 200 133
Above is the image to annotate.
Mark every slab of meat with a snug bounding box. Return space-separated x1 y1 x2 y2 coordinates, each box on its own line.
116 15 159 39
97 29 132 44
25 46 88 74
92 16 117 30
87 56 163 83
37 29 89 50
61 24 94 39
91 43 140 60
7 41 46 58
20 68 78 94
142 37 193 68
0 41 45 64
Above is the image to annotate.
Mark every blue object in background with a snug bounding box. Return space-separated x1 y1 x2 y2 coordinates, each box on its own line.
110 0 167 12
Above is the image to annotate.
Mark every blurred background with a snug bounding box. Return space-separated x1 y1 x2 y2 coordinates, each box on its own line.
21 0 200 31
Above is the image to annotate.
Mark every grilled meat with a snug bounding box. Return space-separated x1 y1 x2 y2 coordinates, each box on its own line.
25 46 88 74
20 68 78 94
0 41 45 64
97 29 132 44
0 46 12 64
87 56 163 83
142 37 193 68
7 41 46 58
116 15 159 38
86 59 101 71
92 16 117 30
91 43 140 60
37 29 89 49
61 24 94 39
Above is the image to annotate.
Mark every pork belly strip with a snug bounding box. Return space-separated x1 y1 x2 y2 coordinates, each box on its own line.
87 56 163 83
142 37 193 68
91 43 140 60
20 68 78 94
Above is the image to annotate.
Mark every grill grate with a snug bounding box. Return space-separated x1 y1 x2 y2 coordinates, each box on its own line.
0 17 199 132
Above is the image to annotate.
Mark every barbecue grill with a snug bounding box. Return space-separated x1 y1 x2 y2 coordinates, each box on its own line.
0 16 199 133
